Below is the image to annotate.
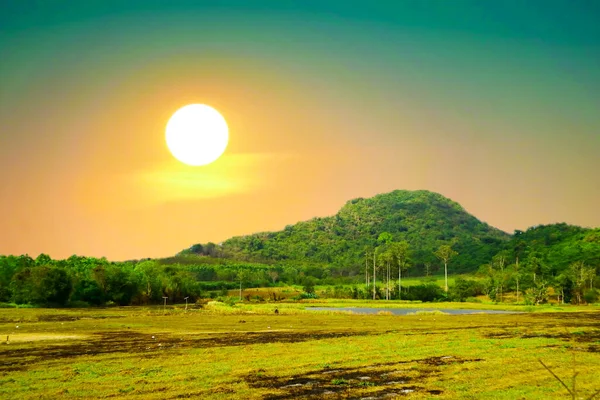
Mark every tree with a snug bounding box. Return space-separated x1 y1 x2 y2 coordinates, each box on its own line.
435 244 458 292
103 264 140 306
379 250 394 300
135 260 162 304
492 252 508 302
479 252 509 302
302 276 316 295
377 232 393 245
525 279 549 305
508 262 522 303
424 262 431 277
449 278 483 302
553 272 573 304
391 241 410 299
372 248 377 300
10 266 72 306
363 247 371 293
569 261 596 304
237 270 252 300
35 253 53 266
525 252 546 284
268 269 279 284
512 235 527 303
375 232 393 300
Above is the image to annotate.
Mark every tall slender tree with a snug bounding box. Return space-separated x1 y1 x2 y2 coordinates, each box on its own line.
391 241 410 299
374 232 393 300
364 248 371 293
435 244 458 293
372 248 377 300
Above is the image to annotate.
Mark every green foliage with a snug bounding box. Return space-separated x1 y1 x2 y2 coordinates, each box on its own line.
403 283 446 302
583 289 599 304
435 245 458 263
71 279 104 305
295 292 318 300
449 278 484 302
196 190 510 274
10 266 72 306
525 280 549 305
302 277 317 295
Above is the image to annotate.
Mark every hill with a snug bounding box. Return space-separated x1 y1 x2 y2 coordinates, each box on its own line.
505 223 600 274
185 190 511 274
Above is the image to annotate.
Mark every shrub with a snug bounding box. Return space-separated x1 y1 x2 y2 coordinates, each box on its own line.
449 278 484 302
302 277 317 295
404 283 446 302
292 292 318 300
583 289 599 304
10 266 73 306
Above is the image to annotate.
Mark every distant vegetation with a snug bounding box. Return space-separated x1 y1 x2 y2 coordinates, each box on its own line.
211 190 510 273
1 190 598 307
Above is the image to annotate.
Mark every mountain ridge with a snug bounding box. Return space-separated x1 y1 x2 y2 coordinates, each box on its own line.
185 189 512 273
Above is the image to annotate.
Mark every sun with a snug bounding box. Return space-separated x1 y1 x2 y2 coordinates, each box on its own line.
165 104 229 166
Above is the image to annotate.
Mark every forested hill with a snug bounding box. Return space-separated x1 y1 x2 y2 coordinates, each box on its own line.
186 190 511 273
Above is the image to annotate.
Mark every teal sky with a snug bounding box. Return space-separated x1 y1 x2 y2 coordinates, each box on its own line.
1 1 599 259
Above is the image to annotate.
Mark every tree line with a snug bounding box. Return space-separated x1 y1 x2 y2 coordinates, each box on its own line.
0 254 379 307
0 223 598 307
359 225 600 304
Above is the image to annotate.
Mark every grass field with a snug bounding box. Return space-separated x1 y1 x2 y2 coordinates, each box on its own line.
1 302 599 399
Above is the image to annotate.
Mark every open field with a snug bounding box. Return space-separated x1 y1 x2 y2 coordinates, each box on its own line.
1 303 599 399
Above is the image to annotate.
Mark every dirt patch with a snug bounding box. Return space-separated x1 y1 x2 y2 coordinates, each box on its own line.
585 345 599 353
243 356 482 399
532 312 600 329
485 329 600 344
483 312 600 345
0 330 372 372
418 356 482 366
35 314 125 322
37 315 81 322
522 331 600 342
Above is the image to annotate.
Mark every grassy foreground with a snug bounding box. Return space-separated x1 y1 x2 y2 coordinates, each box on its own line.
0 303 599 399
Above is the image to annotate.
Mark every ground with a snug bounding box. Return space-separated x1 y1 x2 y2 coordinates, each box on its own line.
0 302 599 399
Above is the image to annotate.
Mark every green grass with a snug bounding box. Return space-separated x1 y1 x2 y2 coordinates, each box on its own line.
0 303 599 399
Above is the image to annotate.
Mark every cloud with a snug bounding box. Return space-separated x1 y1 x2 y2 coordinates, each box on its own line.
125 152 293 204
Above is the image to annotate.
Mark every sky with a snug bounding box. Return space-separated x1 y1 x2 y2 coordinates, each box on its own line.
1 0 599 260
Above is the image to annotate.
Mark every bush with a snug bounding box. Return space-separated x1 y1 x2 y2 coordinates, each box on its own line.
10 266 73 306
302 277 317 295
293 292 318 300
583 289 599 304
449 278 484 302
71 279 104 305
404 283 446 302
525 284 549 305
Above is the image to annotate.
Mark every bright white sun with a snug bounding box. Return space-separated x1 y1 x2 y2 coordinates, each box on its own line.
165 104 229 166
